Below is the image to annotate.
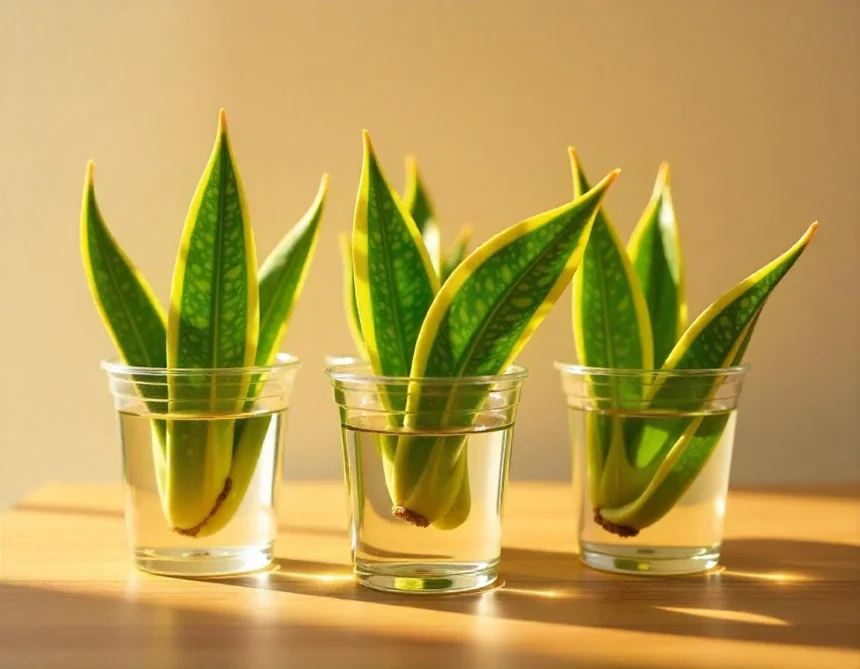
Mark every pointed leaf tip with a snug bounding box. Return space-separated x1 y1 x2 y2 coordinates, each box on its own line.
362 129 373 152
319 172 331 193
658 162 671 185
86 160 95 184
597 168 621 191
218 108 227 130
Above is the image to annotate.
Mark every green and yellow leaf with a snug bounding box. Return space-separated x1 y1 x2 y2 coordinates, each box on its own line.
627 163 686 368
81 162 167 370
353 132 439 381
571 148 653 373
200 176 328 538
570 149 653 502
80 161 169 495
393 169 620 526
256 174 328 366
165 109 259 534
662 223 816 374
597 223 818 533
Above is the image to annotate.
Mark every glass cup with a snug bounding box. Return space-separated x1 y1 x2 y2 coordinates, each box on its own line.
324 354 363 367
556 363 748 575
102 354 300 577
326 363 528 594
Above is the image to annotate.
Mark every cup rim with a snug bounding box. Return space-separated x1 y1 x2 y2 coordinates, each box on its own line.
101 352 300 377
326 362 529 385
553 361 750 378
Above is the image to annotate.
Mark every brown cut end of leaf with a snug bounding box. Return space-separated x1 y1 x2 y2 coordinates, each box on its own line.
594 507 639 538
393 505 430 528
173 478 233 538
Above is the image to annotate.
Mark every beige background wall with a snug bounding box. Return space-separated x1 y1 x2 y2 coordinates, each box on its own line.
1 0 858 509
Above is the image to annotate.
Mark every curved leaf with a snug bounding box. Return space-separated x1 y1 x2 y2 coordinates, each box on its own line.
627 163 686 367
81 162 167 370
667 230 815 369
256 174 328 365
165 109 259 533
413 169 619 379
353 132 439 380
394 169 620 525
598 223 818 532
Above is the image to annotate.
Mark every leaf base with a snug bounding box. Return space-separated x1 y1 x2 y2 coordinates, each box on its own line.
171 478 233 537
393 505 430 528
594 507 639 538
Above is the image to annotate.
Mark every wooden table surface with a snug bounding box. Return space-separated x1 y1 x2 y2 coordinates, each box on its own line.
1 482 858 669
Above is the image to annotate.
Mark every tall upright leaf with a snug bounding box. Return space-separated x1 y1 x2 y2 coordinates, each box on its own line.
570 149 653 502
353 132 439 380
402 155 441 274
393 169 620 526
194 175 328 539
165 109 259 534
571 148 653 373
627 164 686 367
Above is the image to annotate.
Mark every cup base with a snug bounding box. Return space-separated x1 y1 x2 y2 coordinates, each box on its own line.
133 542 274 577
580 542 720 576
355 560 497 594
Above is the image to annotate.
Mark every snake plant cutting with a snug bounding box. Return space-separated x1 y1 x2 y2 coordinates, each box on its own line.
569 148 817 537
339 155 472 357
347 131 619 529
82 110 327 537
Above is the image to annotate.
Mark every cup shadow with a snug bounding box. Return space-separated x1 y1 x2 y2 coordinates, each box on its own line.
217 538 860 651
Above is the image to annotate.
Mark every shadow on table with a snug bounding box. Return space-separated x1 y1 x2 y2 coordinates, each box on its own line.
0 581 593 669
216 538 860 652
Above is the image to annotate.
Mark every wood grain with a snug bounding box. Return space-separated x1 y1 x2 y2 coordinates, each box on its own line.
1 482 858 669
